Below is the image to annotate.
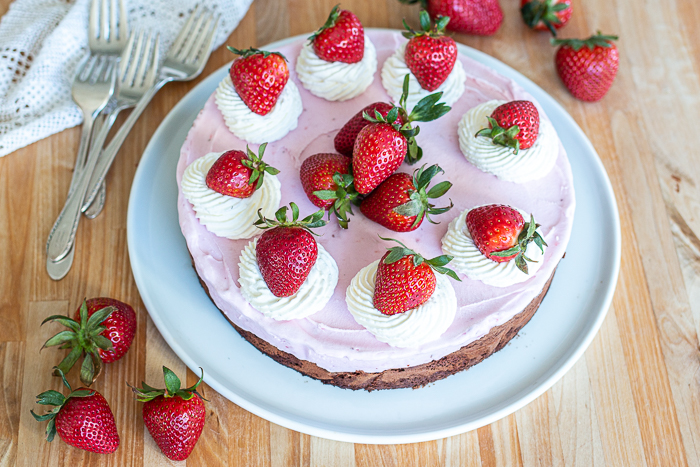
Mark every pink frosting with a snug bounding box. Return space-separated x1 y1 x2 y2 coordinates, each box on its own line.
177 30 575 373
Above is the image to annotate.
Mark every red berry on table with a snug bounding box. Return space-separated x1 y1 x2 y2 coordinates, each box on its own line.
227 47 289 116
31 368 119 453
520 0 572 36
42 297 136 386
466 204 547 274
130 367 206 461
403 11 457 92
254 202 327 297
373 237 460 315
299 153 359 229
361 164 453 232
205 144 279 199
400 0 503 36
334 102 402 157
309 5 365 63
552 32 619 102
475 100 540 154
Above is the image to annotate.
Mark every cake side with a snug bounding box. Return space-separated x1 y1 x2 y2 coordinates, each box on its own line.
196 265 556 390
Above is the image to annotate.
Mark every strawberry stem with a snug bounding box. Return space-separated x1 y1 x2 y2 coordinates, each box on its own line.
254 202 327 235
227 46 288 61
129 367 206 403
489 214 548 274
550 31 618 51
378 236 461 281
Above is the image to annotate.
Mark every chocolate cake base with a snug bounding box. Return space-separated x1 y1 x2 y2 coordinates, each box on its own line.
195 262 556 391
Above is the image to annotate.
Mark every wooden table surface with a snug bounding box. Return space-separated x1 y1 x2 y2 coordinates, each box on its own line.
2 0 699 465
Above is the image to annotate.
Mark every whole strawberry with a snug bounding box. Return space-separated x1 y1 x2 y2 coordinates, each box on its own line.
353 75 451 193
361 164 453 232
334 102 403 157
206 144 279 198
299 153 359 228
42 297 136 386
475 100 540 154
521 0 572 36
373 237 460 315
403 12 457 92
552 32 619 102
466 204 547 273
130 367 206 461
31 368 119 453
309 6 365 63
254 202 327 297
400 0 503 36
227 47 289 116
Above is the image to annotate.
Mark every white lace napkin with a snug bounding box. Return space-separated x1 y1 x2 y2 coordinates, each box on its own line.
0 0 253 157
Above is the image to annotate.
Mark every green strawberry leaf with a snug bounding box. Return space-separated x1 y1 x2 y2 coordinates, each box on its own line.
41 330 76 349
41 315 80 331
35 390 66 407
86 305 115 329
163 366 182 396
426 181 452 199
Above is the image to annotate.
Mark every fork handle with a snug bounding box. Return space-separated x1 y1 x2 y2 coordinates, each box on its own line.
46 112 113 262
82 79 169 211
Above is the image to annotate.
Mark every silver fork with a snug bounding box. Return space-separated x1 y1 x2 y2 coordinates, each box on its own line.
81 6 219 214
46 0 128 280
45 55 117 267
83 0 130 218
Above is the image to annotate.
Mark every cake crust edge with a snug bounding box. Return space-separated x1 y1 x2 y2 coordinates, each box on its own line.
194 259 556 391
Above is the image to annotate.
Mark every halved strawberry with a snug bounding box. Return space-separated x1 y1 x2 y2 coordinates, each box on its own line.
205 144 279 198
299 153 359 229
475 101 540 154
254 202 327 297
465 204 547 273
42 298 136 386
521 0 572 36
373 237 460 315
309 6 365 63
227 47 289 116
403 12 457 92
360 164 453 232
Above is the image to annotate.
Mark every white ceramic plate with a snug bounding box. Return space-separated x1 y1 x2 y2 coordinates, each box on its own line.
127 30 620 444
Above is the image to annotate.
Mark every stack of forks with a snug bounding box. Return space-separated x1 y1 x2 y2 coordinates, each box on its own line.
45 0 219 280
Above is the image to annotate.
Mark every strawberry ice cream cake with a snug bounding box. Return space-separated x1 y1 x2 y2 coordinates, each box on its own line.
176 27 575 391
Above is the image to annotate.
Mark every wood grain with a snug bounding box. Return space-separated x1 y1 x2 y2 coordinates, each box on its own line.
1 0 699 465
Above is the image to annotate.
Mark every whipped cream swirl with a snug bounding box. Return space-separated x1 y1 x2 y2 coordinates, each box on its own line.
296 37 377 101
380 43 466 111
346 260 457 348
458 100 559 183
215 75 303 144
441 206 546 287
238 238 339 320
181 152 281 240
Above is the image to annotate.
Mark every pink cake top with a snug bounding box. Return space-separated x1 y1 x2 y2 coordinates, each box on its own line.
177 30 575 373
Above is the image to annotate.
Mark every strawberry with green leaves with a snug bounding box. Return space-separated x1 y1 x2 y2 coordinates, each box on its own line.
475 100 540 154
300 153 359 229
309 5 365 63
206 144 279 198
254 202 327 297
130 367 206 461
399 0 503 36
31 368 119 453
42 297 136 386
521 0 572 36
334 102 405 157
466 204 547 274
552 32 619 102
361 164 453 232
352 74 451 194
403 12 457 92
228 47 289 116
374 237 460 315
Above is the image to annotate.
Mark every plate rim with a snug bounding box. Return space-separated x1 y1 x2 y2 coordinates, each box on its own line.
127 28 621 444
